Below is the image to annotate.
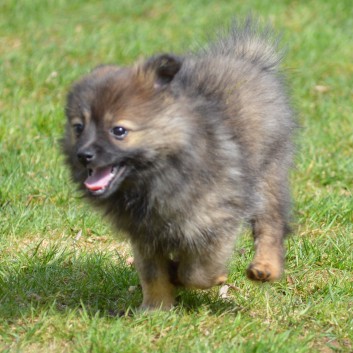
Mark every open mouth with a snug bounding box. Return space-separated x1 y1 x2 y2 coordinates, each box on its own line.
84 164 126 196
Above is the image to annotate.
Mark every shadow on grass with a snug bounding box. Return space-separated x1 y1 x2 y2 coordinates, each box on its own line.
0 243 141 319
176 289 241 316
0 244 241 319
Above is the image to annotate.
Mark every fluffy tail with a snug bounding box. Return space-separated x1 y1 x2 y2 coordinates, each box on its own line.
205 17 283 71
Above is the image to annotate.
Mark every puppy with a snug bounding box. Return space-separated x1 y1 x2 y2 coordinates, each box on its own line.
63 19 296 310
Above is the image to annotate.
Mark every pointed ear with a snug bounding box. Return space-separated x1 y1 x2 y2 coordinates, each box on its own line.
144 54 183 87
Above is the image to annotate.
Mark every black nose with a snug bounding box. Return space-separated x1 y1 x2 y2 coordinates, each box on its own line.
77 148 95 165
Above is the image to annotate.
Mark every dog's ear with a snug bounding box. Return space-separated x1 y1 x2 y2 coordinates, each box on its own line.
144 54 183 87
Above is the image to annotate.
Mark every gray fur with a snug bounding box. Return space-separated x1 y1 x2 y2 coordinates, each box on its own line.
63 19 296 309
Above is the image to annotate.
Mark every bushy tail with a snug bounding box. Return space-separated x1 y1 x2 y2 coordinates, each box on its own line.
205 17 283 71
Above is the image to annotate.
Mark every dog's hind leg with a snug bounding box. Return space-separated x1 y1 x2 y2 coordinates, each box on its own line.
247 163 290 282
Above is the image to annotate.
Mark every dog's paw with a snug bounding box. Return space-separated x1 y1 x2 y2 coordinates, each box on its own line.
138 301 174 312
246 261 282 282
215 275 228 285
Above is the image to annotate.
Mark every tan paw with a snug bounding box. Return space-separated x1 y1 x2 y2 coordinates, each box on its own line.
246 261 282 282
215 275 228 285
138 302 174 312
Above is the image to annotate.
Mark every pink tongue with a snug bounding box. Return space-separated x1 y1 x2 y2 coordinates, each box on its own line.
84 167 114 191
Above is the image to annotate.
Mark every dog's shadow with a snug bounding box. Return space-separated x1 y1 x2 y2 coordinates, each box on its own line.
0 245 240 319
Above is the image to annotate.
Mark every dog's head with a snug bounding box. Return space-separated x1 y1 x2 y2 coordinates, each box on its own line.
63 55 194 199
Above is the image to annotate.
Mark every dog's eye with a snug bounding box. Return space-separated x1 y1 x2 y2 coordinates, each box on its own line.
111 126 128 140
73 123 84 137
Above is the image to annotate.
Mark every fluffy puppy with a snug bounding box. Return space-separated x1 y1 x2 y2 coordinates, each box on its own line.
63 19 296 310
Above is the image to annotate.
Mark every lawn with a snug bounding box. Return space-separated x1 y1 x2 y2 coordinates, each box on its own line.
0 0 352 352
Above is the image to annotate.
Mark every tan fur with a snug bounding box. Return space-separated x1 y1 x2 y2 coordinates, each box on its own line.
132 244 175 310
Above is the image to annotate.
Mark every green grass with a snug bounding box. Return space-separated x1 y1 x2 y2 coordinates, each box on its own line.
1 0 353 352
